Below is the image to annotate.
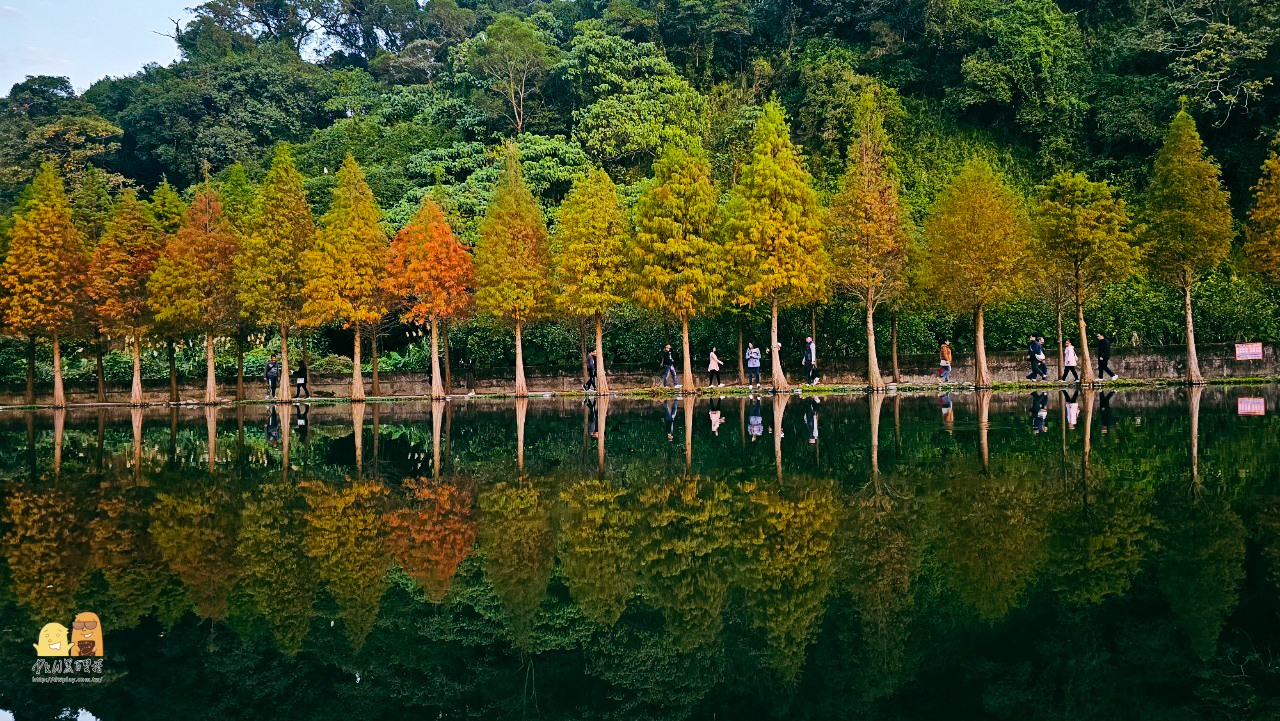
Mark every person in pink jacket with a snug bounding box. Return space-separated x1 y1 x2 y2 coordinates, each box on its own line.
1059 339 1080 383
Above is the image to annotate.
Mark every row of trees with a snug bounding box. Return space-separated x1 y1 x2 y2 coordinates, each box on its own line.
1 92 1276 404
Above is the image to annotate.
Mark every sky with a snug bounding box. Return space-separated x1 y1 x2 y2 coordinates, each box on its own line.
0 1 191 94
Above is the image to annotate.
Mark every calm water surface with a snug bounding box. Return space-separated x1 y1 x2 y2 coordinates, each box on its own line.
1 387 1278 720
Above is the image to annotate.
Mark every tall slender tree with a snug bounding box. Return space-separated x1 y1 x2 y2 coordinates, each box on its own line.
302 153 388 401
236 144 315 402
723 101 828 391
475 142 552 398
1035 172 1141 378
632 144 725 390
89 188 164 405
149 183 242 404
149 179 186 234
384 194 474 400
925 157 1029 388
826 88 909 390
0 164 87 407
553 167 630 395
1141 106 1235 384
70 166 113 402
1245 132 1280 284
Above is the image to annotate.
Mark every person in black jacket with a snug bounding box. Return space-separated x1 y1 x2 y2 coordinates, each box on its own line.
660 344 679 388
265 355 281 400
1096 333 1118 381
583 350 597 392
294 360 310 399
1026 335 1046 381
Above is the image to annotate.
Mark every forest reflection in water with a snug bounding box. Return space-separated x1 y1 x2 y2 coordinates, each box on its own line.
1 386 1278 720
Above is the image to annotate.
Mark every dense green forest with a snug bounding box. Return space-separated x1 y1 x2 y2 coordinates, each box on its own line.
1 0 1279 393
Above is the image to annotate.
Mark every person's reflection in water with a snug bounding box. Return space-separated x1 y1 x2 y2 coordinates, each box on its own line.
294 403 310 445
1100 390 1115 435
1061 388 1080 429
266 405 282 447
663 399 677 441
804 396 820 444
585 397 598 440
1030 391 1049 434
708 398 724 436
748 397 764 442
940 393 954 431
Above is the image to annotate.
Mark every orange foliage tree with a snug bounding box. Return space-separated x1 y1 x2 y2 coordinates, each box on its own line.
383 195 474 399
384 477 477 601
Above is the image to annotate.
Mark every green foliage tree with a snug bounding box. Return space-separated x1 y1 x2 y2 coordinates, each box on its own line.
1245 134 1280 283
553 167 630 394
88 188 164 405
826 87 909 389
924 157 1029 388
148 179 186 234
236 143 315 401
463 14 560 134
1141 106 1235 384
0 164 87 407
475 142 552 398
301 153 388 401
1035 172 1141 376
149 183 241 403
724 101 828 391
632 144 725 389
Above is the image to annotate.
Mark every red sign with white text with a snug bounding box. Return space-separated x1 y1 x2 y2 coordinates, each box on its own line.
1235 342 1263 360
1238 398 1265 416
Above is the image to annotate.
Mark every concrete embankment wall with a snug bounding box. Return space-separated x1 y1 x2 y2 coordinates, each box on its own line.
1 343 1275 405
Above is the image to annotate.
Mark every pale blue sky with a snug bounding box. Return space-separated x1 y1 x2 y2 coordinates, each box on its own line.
0 1 192 94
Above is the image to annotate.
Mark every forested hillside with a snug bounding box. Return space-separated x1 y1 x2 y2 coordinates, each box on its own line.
1 0 1278 390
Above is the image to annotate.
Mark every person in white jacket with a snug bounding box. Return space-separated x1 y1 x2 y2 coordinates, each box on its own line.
1059 339 1080 383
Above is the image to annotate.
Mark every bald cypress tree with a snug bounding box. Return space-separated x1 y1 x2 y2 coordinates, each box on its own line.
0 164 87 408
475 142 552 398
236 144 315 401
1141 106 1235 384
723 101 828 391
1246 133 1280 284
89 188 164 405
302 154 388 401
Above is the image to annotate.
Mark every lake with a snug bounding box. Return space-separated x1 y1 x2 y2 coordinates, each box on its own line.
2 386 1278 719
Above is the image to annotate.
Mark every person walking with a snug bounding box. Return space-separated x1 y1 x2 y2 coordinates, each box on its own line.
1036 336 1050 380
659 344 679 388
1059 340 1079 383
1026 335 1046 381
939 339 952 383
745 342 762 388
1096 333 1118 381
748 396 763 441
1062 388 1080 428
709 399 724 436
663 399 677 440
802 336 820 385
708 347 723 387
583 350 597 392
265 354 281 400
294 359 310 399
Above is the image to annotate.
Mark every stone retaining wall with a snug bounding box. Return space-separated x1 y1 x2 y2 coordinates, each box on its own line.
1 342 1274 405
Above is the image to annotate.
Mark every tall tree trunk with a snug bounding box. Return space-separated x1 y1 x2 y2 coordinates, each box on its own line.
1187 385 1202 486
205 333 218 404
1075 291 1092 380
1082 387 1095 473
442 321 453 393
25 335 35 406
352 401 364 479
594 311 608 394
205 405 217 474
131 407 143 482
596 396 607 473
95 332 106 403
51 332 66 408
680 316 695 389
167 339 178 403
52 408 64 477
279 324 292 402
580 317 589 383
866 300 884 389
1183 283 1203 384
974 305 991 388
431 399 444 479
131 335 144 406
352 323 366 401
371 326 381 397
235 334 245 402
1056 306 1064 377
737 319 745 384
514 320 528 397
770 296 787 391
810 305 817 344
772 393 787 482
869 392 883 477
430 317 445 399
891 314 900 384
